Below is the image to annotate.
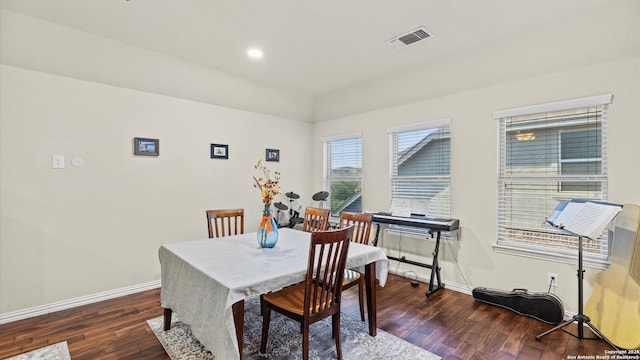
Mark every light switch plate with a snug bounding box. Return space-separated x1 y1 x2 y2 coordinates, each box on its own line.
52 155 65 169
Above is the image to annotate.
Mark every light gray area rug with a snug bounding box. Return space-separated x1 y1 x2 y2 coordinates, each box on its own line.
147 299 440 360
5 341 71 360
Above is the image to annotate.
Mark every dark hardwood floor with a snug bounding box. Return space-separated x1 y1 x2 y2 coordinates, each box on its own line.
0 274 613 359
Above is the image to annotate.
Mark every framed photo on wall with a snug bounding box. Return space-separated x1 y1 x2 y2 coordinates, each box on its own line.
266 148 280 162
211 144 229 159
134 137 159 156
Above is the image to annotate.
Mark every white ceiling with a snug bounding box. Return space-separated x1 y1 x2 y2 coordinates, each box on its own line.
0 0 617 96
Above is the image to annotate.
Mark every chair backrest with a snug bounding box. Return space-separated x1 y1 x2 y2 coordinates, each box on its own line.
338 212 373 245
304 226 354 319
206 209 244 238
301 207 330 233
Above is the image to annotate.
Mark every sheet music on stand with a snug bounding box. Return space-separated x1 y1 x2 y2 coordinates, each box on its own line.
537 199 625 348
545 200 623 239
389 199 429 217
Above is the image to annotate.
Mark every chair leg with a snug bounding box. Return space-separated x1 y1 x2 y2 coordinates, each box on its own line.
358 278 366 321
333 312 342 360
302 320 310 360
260 306 271 353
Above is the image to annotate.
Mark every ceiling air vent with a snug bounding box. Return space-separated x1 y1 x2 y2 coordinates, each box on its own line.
388 26 432 49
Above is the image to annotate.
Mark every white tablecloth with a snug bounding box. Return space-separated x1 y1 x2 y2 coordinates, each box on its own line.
159 228 389 360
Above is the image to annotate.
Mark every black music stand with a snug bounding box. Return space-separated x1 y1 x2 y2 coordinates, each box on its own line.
536 201 622 349
536 235 617 349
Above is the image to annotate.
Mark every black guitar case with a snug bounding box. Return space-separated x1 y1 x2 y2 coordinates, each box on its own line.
472 287 564 324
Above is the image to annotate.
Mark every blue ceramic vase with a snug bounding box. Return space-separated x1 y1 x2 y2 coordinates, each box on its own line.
257 205 279 248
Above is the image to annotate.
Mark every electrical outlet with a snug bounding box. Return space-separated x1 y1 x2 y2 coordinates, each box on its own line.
547 272 559 287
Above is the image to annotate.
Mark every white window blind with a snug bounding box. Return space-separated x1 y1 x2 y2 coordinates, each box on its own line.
388 120 451 222
322 134 362 217
495 95 612 265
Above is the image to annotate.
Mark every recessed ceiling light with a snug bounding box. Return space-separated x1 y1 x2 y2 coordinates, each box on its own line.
247 48 264 59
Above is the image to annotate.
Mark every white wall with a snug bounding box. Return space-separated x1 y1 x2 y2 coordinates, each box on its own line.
0 64 312 314
312 57 640 313
0 9 315 316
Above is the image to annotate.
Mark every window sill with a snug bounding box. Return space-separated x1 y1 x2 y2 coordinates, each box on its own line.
492 243 609 270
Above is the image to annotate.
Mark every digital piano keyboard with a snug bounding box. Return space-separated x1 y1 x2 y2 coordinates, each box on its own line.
371 213 459 232
369 212 460 296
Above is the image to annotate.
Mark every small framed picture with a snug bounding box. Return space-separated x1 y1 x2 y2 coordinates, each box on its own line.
211 144 229 159
134 137 159 156
266 148 280 162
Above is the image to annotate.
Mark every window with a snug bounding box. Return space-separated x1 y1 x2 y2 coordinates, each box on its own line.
495 94 612 266
322 133 362 217
388 119 451 233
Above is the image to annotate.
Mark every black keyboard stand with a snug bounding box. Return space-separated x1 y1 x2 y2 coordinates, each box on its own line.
373 224 444 296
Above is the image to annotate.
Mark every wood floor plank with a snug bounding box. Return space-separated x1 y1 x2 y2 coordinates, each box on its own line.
0 274 615 359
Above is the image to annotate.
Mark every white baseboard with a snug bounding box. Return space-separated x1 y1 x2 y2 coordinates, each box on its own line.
388 268 473 295
0 280 161 324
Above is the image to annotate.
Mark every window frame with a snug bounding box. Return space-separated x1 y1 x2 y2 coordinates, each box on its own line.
493 94 613 268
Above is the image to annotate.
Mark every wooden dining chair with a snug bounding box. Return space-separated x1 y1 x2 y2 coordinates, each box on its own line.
301 207 330 232
260 226 354 360
206 209 244 238
338 212 373 321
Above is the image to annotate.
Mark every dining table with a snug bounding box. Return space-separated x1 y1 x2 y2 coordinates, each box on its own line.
158 227 389 360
